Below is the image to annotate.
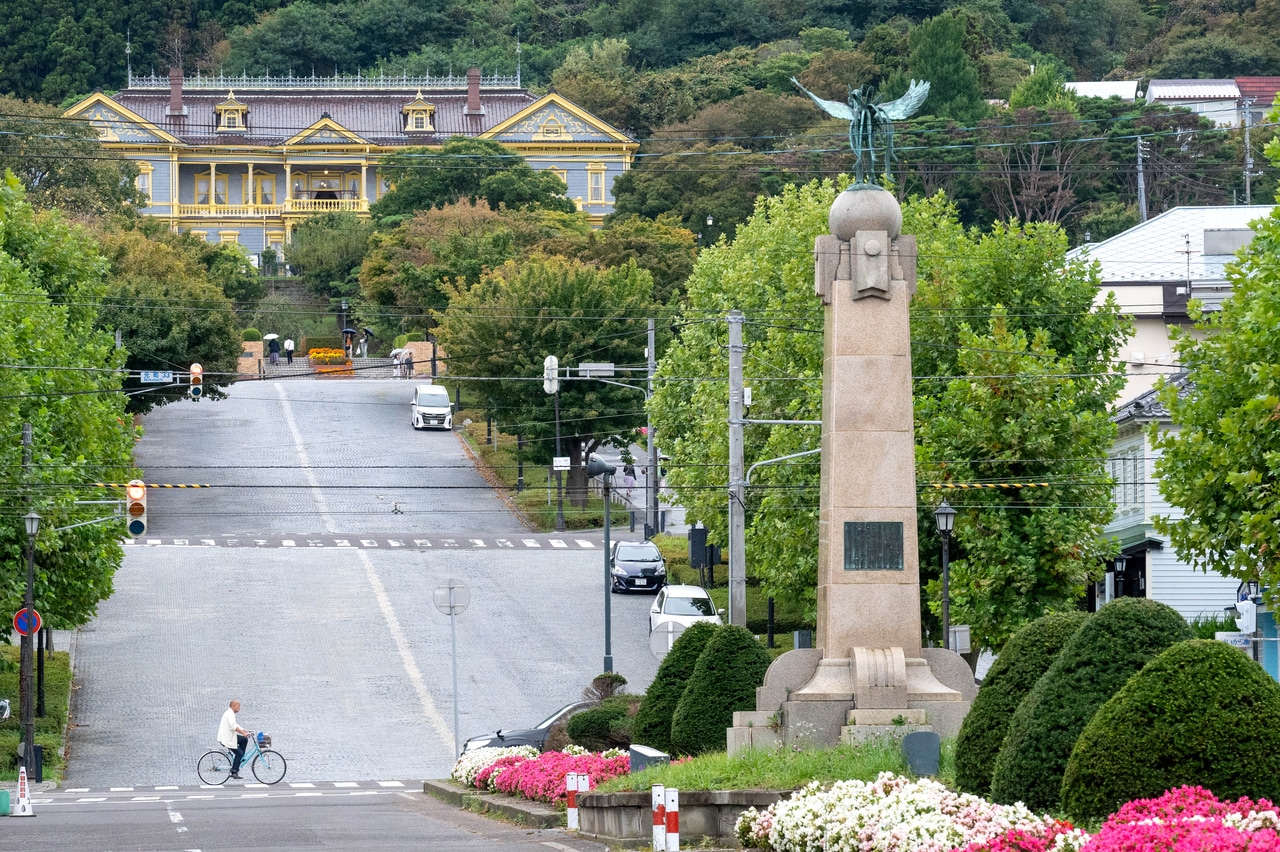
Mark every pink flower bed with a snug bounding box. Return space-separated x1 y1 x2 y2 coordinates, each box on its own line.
964 787 1280 852
475 754 532 792
492 750 630 804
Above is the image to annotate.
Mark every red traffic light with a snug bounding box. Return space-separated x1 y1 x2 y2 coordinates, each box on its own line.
125 478 147 537
190 363 203 398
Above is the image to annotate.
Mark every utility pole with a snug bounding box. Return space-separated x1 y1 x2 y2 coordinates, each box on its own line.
727 311 746 626
1136 136 1149 222
647 318 659 537
1243 98 1255 205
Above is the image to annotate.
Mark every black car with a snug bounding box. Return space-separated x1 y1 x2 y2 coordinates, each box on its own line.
460 701 595 753
610 540 667 593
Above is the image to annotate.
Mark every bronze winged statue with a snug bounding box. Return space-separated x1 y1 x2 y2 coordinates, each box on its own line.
792 78 931 185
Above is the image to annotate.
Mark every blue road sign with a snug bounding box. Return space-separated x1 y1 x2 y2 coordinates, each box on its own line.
13 608 42 636
140 371 174 383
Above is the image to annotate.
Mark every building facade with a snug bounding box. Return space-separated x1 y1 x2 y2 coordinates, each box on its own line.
65 67 637 260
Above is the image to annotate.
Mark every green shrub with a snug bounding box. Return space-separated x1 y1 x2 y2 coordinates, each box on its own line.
405 331 425 342
670 625 771 756
567 695 636 751
304 335 343 352
989 597 1192 811
633 622 719 754
584 672 628 701
1189 611 1238 639
955 611 1090 796
394 333 408 349
241 327 262 341
1061 639 1280 818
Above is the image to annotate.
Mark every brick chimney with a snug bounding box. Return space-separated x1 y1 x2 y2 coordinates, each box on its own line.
464 67 484 116
167 66 187 116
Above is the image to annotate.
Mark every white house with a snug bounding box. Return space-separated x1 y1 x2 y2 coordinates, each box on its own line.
1145 79 1242 127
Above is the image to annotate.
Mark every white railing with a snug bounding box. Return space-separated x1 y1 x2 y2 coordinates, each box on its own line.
128 70 521 90
286 198 368 214
175 199 369 216
177 204 265 217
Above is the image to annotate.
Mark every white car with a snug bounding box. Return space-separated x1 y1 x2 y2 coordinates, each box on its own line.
649 584 724 633
411 384 453 430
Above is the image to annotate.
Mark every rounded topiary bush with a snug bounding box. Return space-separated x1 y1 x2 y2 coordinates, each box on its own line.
566 695 635 751
989 597 1193 811
633 621 719 754
669 624 771 756
955 610 1091 796
1061 639 1280 818
242 327 262 341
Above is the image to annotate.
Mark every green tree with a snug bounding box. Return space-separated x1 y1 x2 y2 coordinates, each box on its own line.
284 212 373 299
1008 65 1076 112
0 96 141 218
669 625 771 756
1152 205 1280 594
433 256 657 503
906 13 988 124
0 175 135 629
93 225 243 415
633 621 719 754
372 139 568 219
581 215 696 305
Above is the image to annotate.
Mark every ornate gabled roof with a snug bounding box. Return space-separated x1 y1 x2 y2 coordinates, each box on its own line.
1113 373 1190 424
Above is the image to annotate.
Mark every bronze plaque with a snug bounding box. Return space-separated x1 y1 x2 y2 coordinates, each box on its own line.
844 521 904 571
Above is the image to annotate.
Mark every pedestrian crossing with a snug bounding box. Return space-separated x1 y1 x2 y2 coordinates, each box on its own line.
35 779 419 805
123 535 601 550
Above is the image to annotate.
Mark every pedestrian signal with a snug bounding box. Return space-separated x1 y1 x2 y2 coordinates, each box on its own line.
125 479 147 537
190 363 203 398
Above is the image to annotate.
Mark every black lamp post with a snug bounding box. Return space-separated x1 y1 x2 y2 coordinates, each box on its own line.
587 456 617 672
21 511 40 769
934 500 956 650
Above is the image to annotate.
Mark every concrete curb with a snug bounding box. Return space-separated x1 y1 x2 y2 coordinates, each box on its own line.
422 779 563 829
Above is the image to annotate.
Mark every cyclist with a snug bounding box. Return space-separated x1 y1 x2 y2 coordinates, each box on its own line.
217 699 252 780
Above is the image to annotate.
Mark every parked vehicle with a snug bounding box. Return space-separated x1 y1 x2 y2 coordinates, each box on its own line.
610 540 667 593
649 584 724 633
461 700 596 753
411 383 453 430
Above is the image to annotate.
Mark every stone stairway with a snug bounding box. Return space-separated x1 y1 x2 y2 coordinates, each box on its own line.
257 356 408 380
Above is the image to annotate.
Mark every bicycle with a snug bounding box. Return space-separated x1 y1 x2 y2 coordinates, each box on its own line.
197 732 287 785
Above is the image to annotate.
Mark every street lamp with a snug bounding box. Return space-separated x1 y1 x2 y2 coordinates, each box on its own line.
933 501 956 650
587 456 617 673
21 511 40 771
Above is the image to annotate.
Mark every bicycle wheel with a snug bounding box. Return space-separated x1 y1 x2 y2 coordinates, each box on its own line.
197 750 232 785
252 748 287 784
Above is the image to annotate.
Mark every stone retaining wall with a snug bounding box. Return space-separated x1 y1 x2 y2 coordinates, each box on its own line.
577 788 789 849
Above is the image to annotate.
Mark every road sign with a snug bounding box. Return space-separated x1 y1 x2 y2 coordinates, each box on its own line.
140 370 174 383
553 456 571 471
578 362 615 377
14 608 42 636
433 579 470 616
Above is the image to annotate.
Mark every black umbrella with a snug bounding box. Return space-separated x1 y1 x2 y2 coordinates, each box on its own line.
362 327 375 337
342 327 357 334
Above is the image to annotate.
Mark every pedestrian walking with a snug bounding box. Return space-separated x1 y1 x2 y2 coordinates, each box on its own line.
623 464 637 500
284 338 294 365
403 349 414 378
268 336 280 365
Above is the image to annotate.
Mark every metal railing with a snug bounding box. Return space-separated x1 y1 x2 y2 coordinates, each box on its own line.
128 70 521 90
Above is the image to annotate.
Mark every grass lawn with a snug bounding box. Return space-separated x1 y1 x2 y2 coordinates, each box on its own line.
0 643 71 782
595 737 956 793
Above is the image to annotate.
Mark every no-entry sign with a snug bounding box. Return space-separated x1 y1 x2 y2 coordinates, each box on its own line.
13 608 42 636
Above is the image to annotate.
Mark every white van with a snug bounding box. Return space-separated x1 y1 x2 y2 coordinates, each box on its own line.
411 384 454 430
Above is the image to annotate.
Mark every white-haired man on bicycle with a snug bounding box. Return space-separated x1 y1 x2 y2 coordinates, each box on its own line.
218 699 251 780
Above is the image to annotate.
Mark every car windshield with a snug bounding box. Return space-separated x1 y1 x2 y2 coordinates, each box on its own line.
535 703 579 729
616 545 661 562
665 595 714 616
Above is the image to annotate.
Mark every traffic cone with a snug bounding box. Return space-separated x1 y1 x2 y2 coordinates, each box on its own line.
12 764 35 817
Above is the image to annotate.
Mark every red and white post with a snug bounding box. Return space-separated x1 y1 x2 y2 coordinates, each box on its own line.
566 772 583 829
651 784 666 850
664 787 679 850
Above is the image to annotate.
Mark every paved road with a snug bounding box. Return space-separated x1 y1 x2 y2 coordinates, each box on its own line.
6 783 610 851
66 379 661 788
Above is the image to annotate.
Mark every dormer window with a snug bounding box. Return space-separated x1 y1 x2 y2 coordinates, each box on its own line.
215 91 248 133
402 91 436 133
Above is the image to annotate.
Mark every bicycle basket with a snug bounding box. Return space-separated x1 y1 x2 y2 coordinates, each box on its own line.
257 733 271 748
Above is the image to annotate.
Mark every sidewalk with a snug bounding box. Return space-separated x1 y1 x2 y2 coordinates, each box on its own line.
590 444 688 537
1 628 77 796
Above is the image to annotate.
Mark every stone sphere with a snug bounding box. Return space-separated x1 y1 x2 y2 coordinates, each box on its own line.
829 185 902 241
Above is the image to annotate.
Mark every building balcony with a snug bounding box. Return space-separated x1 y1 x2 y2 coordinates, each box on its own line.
175 198 370 218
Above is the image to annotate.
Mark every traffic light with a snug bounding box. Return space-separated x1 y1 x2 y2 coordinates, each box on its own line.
125 479 146 537
190 363 203 398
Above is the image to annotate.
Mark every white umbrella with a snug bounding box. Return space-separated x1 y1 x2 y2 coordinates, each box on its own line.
389 348 406 357
262 333 279 340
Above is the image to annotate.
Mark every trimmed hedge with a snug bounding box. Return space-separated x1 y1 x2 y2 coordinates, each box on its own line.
955 611 1091 796
989 597 1192 811
670 625 771 756
633 622 719 754
241 327 262 341
566 695 636 752
1061 639 1280 818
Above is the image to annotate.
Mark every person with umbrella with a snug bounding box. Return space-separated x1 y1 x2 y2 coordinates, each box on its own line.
265 333 280 365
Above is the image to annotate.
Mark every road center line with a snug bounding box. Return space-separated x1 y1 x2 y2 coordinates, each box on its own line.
275 383 337 534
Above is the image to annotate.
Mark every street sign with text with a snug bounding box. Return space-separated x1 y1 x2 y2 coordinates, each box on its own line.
553 456 571 471
140 371 174 383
